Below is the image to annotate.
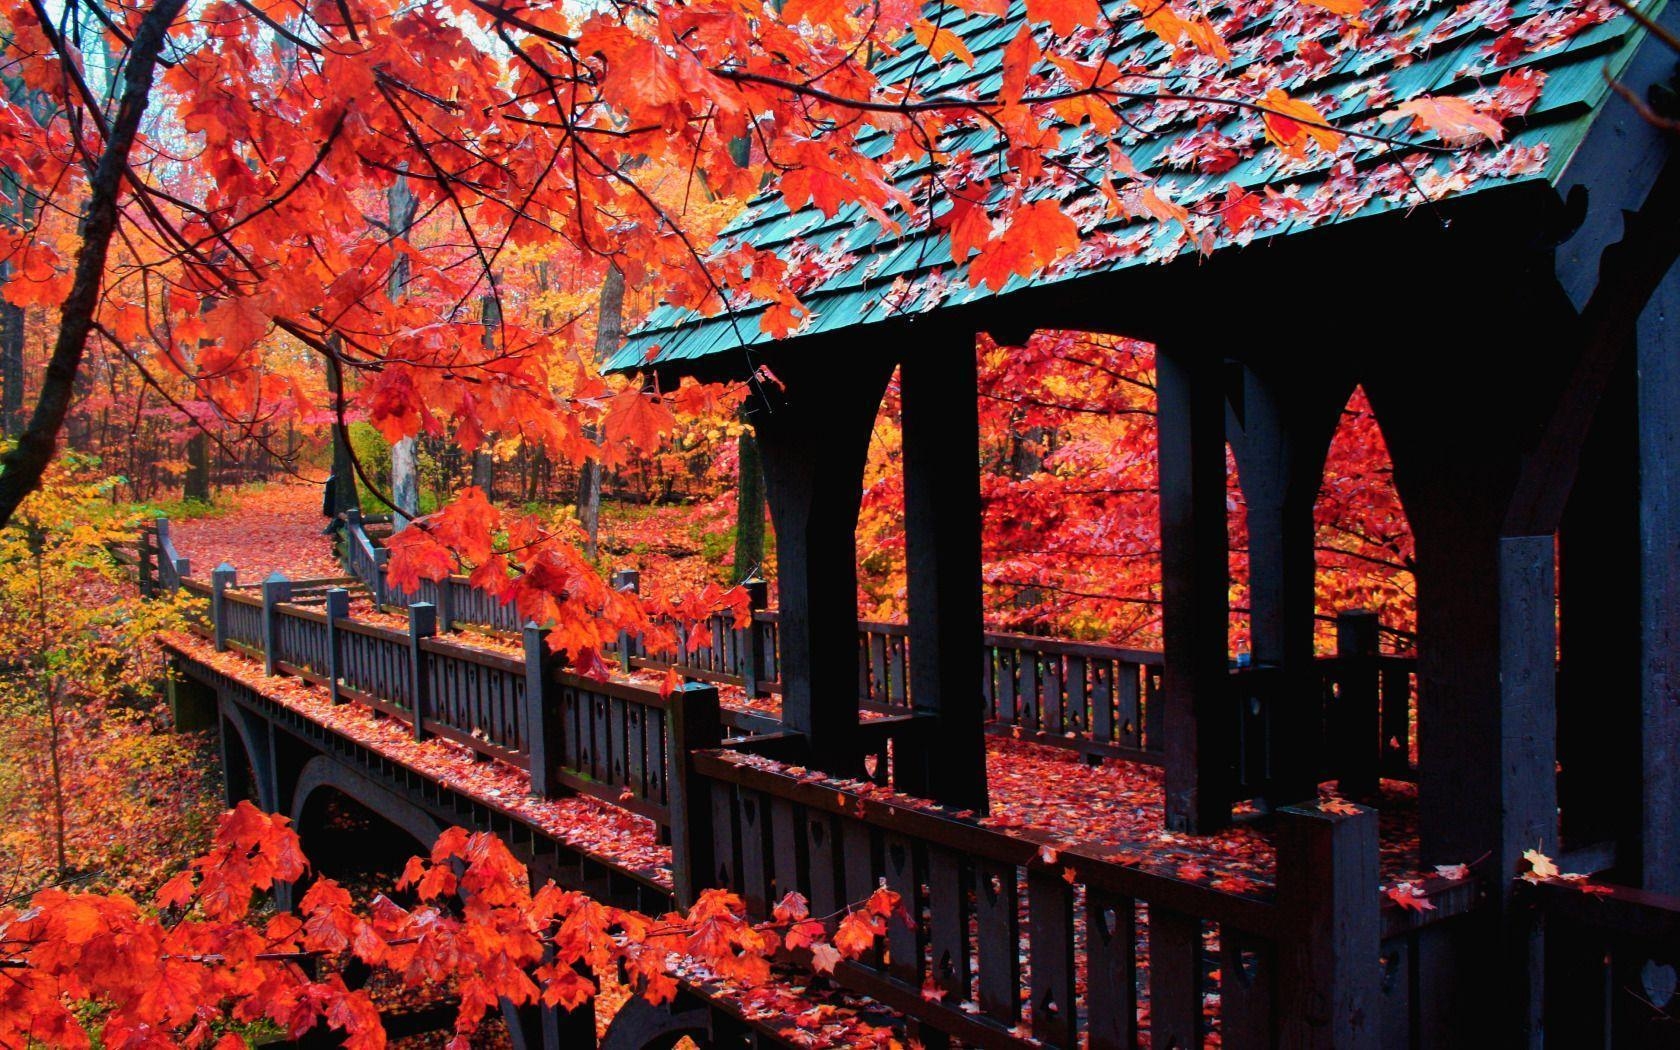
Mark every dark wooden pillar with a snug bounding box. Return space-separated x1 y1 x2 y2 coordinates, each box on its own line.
1637 258 1680 895
1226 366 1345 806
1156 346 1232 833
1557 357 1640 856
750 351 896 776
897 331 988 812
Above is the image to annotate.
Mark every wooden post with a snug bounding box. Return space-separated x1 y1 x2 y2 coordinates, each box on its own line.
138 522 156 597
1334 610 1381 799
373 545 391 608
1156 347 1232 833
325 587 349 705
667 682 722 907
741 578 769 698
1637 258 1680 894
435 578 456 633
408 602 437 741
612 570 639 673
1275 802 1381 1050
260 572 292 676
1225 367 1341 808
155 517 174 591
211 564 236 652
524 622 562 798
897 333 988 811
752 352 895 777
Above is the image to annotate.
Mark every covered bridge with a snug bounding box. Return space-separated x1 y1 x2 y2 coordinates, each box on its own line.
607 0 1680 1041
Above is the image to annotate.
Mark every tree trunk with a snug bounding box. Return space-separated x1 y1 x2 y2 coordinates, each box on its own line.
0 0 188 529
734 427 766 581
184 430 211 502
578 265 625 560
326 338 361 519
471 295 498 498
0 292 23 437
387 176 421 529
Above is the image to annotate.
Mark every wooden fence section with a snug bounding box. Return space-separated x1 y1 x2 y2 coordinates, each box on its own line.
1532 879 1680 1046
686 749 1386 1050
160 552 727 848
335 518 1422 784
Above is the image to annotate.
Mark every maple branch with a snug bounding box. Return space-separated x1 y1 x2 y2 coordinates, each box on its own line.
0 0 188 530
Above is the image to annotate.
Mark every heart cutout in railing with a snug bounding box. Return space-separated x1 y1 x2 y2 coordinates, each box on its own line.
863 754 879 779
1641 959 1677 1009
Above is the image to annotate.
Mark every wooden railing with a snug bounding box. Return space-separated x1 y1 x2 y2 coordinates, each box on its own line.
156 549 726 851
685 748 1384 1049
1532 879 1680 1046
138 517 190 597
341 510 524 632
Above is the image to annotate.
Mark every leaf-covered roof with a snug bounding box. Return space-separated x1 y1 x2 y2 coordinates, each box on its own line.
609 0 1662 373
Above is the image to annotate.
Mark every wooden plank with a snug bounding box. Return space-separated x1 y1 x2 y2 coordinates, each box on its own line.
1028 866 1077 1048
1085 889 1137 1050
1117 662 1140 750
1220 929 1275 1050
926 845 971 1002
841 818 880 966
738 789 770 918
806 810 841 916
882 832 922 984
768 796 803 906
1066 656 1088 737
1148 907 1203 1050
973 860 1020 1026
1040 654 1062 736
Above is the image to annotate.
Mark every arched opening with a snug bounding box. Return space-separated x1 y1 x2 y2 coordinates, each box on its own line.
293 785 429 898
220 714 262 809
1312 386 1416 657
854 331 1191 647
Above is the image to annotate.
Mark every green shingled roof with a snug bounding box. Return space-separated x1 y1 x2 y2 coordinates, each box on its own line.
609 0 1664 373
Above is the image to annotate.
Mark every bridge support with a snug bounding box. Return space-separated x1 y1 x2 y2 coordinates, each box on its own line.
1156 346 1232 833
1637 256 1680 895
1226 364 1350 807
898 331 988 812
750 351 895 776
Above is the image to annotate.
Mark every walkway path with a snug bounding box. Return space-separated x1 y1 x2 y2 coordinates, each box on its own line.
169 481 346 582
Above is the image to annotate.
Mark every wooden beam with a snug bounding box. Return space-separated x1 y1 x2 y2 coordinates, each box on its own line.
750 353 895 776
1225 365 1348 806
1156 347 1232 833
1637 256 1680 896
1556 358 1640 855
899 332 988 811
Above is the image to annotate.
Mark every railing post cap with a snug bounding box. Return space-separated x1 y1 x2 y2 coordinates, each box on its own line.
411 600 435 612
264 570 290 584
215 562 236 575
1275 801 1376 825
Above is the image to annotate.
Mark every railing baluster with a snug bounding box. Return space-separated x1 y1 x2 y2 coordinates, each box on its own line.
974 859 1021 1026
1086 888 1138 1050
1149 906 1203 1050
1028 865 1077 1048
926 845 970 1003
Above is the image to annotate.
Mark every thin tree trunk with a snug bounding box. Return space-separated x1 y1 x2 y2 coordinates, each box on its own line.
734 426 766 581
183 431 210 501
471 295 498 497
578 265 624 560
387 176 421 529
326 338 361 518
0 0 188 528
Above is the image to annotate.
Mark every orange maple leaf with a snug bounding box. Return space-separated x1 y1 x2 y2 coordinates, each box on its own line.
1258 88 1343 159
1381 96 1506 145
